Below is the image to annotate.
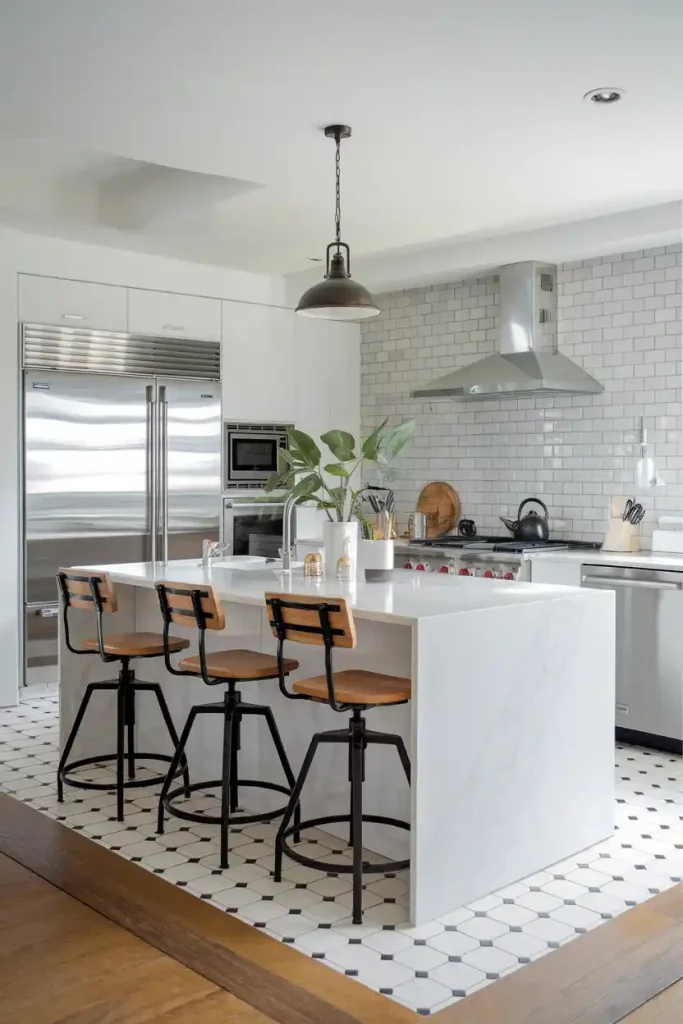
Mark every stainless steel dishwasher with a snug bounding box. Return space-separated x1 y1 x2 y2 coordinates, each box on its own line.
581 564 683 753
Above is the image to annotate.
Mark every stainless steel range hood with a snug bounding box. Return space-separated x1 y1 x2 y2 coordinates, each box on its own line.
411 261 604 401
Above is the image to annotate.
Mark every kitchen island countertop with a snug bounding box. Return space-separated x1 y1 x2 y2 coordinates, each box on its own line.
92 560 591 625
59 558 615 926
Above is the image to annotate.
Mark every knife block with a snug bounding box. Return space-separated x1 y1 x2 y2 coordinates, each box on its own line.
602 496 641 552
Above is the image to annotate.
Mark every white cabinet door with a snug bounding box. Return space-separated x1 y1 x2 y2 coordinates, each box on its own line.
128 288 221 342
328 322 361 439
294 318 361 440
293 318 333 439
222 301 295 422
18 275 127 332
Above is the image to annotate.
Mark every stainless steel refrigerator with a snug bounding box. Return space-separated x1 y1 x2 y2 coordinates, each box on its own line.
22 324 222 687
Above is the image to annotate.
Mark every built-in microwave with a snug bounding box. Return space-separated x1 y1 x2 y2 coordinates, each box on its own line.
224 422 290 489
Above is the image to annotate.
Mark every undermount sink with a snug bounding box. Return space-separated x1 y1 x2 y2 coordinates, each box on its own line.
201 556 304 572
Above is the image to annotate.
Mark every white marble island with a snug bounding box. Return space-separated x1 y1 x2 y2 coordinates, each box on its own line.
59 562 615 925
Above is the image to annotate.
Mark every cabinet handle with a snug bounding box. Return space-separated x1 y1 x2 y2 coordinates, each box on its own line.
163 324 185 331
582 575 682 590
61 313 85 321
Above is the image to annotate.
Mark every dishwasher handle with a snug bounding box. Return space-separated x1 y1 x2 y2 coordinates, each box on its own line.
582 574 682 591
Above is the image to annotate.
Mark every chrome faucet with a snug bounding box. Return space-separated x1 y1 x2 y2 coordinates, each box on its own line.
201 539 230 567
280 494 301 573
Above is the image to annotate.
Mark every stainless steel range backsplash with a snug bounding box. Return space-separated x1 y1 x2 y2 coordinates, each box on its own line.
361 245 682 547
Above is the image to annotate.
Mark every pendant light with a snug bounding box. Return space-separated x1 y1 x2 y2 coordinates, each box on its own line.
296 125 380 321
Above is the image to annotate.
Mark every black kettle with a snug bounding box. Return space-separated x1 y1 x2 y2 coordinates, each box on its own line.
500 498 550 542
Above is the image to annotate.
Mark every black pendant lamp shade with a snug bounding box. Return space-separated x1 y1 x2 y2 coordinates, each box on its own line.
296 125 380 321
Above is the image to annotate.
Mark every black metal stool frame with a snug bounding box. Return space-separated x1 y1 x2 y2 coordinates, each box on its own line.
155 583 300 869
56 571 189 822
267 596 411 925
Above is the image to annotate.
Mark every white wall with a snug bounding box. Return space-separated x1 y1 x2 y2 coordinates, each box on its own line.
0 226 288 707
361 245 683 545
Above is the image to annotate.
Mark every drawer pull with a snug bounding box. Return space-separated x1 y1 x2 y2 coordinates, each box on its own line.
62 313 85 321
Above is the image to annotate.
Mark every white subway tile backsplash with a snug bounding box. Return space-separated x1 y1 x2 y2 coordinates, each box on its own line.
361 247 682 545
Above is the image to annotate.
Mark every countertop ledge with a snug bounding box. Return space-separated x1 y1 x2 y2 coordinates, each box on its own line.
527 548 683 571
76 561 604 625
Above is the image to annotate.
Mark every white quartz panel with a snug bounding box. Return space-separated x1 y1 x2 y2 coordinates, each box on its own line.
411 589 615 924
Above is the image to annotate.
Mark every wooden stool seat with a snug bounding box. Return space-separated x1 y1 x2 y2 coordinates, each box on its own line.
293 668 411 706
82 632 190 658
179 648 299 681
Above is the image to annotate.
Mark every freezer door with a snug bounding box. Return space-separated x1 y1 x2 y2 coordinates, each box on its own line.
23 370 154 684
158 378 221 562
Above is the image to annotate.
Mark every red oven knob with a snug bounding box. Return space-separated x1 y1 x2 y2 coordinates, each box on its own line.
439 565 449 573
416 563 426 571
459 567 470 576
403 561 414 569
484 570 493 578
503 571 515 580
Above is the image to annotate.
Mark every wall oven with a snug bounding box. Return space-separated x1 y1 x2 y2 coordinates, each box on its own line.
223 496 292 559
224 422 290 489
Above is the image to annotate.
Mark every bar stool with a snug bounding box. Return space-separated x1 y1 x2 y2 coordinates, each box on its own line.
56 568 190 822
155 581 301 869
265 592 412 924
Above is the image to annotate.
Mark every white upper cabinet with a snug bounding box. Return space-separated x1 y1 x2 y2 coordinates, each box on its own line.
222 301 295 422
19 275 128 333
327 322 361 439
294 318 361 439
127 289 221 342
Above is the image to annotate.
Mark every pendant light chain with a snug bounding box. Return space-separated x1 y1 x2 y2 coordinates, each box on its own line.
294 123 379 319
335 131 342 249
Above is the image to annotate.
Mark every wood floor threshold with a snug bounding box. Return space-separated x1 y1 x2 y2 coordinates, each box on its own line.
1 793 682 1024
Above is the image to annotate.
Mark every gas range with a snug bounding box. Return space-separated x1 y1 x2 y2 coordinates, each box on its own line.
410 536 600 554
400 537 600 581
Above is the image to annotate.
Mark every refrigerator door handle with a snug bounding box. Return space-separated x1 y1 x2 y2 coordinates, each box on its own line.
147 385 158 563
159 385 169 562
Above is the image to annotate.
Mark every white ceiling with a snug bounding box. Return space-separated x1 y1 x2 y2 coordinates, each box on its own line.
0 0 682 276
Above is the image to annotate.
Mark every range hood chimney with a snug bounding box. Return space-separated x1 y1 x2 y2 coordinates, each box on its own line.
411 261 604 401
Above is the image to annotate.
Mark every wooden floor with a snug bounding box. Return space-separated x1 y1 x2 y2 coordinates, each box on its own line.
1 792 682 1023
1 853 274 1024
623 980 683 1023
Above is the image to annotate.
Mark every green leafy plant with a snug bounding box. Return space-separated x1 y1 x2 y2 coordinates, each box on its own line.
265 419 416 522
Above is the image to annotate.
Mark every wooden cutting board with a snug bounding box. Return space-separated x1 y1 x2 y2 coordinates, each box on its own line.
416 481 461 538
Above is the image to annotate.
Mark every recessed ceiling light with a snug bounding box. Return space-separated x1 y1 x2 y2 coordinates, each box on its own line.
584 87 624 105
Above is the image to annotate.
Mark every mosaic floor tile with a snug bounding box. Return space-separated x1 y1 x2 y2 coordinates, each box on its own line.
1 694 681 1015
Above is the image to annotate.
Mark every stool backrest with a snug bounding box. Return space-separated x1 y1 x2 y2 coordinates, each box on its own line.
56 568 117 661
155 582 225 631
57 569 118 612
265 593 357 649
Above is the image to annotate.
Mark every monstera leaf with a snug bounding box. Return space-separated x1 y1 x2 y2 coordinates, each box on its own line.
321 429 356 463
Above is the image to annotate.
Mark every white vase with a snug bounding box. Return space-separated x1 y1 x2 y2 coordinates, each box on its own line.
323 520 359 580
359 539 394 582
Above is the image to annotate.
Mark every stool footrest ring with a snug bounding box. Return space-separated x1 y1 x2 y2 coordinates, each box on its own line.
163 778 294 826
279 813 409 875
59 752 184 792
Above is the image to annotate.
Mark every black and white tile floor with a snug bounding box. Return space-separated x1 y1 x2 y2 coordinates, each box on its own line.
1 695 682 1016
